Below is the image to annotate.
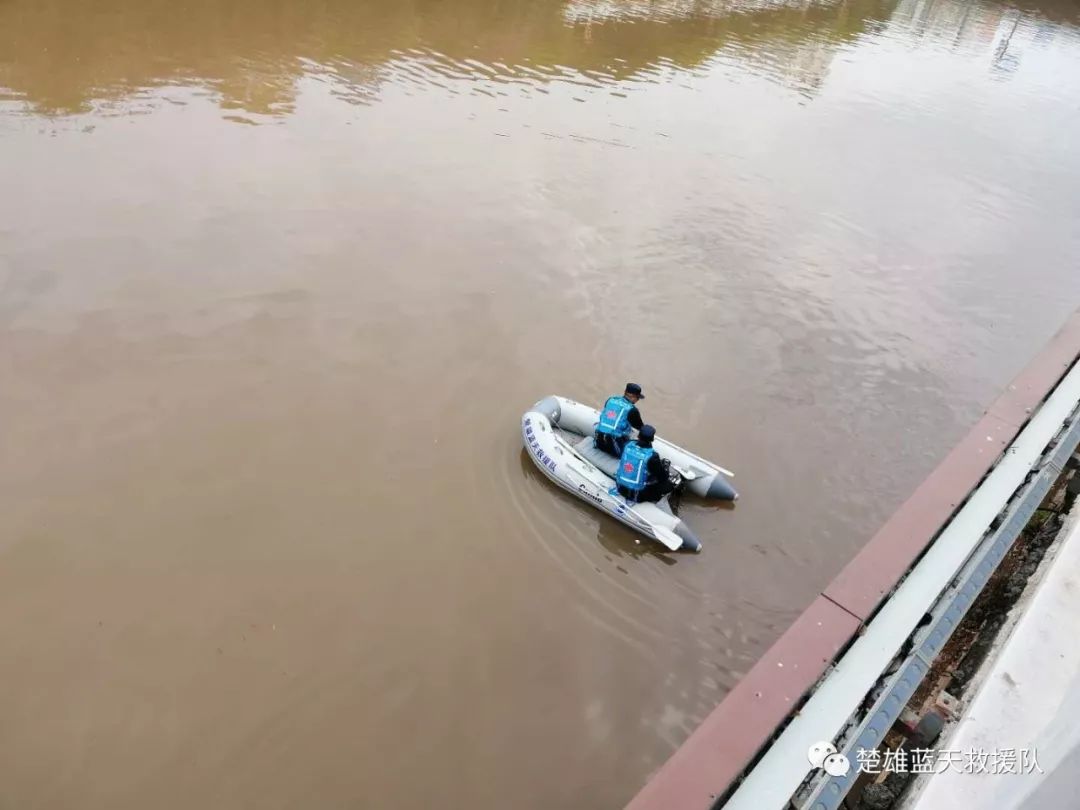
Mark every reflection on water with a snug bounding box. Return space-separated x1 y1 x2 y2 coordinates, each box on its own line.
4 0 1077 116
3 0 1076 117
1 0 913 113
2 0 1080 809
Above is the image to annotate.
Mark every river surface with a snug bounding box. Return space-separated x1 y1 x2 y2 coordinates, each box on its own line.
2 1 1080 808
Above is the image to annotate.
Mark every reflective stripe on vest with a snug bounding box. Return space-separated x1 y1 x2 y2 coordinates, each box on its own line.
616 442 655 492
597 395 632 437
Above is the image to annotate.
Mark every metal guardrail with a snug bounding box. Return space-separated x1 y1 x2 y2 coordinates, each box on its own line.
793 404 1080 810
721 358 1080 809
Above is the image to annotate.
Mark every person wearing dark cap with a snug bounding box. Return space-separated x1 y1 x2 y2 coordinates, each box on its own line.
594 383 646 457
615 424 675 504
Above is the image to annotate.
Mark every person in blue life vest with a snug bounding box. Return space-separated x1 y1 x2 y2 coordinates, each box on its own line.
594 383 645 457
615 424 677 504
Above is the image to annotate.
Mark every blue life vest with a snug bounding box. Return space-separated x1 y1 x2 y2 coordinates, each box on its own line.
616 441 656 492
596 395 633 438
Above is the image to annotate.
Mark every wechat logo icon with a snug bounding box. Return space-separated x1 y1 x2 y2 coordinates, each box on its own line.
808 741 851 777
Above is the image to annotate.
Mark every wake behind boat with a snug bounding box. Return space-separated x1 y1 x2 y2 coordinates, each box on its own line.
521 395 737 552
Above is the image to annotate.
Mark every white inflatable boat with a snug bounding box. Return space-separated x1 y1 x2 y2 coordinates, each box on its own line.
521 395 738 552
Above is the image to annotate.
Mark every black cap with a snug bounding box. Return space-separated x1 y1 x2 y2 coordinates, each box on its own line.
625 383 644 398
638 424 656 443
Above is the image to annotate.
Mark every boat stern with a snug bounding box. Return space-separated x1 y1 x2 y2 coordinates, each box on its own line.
705 473 739 501
673 521 703 553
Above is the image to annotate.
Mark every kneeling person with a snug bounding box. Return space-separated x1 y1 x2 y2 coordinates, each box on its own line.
615 425 674 504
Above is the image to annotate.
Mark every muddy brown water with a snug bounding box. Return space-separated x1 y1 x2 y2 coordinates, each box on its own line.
2 0 1080 807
